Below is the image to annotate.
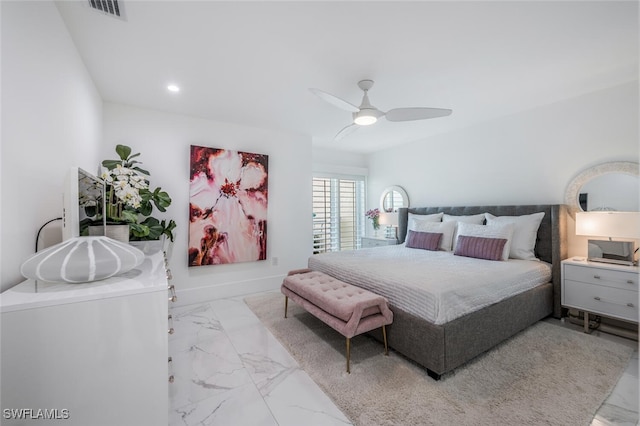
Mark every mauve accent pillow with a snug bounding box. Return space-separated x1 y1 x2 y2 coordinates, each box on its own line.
455 222 514 260
406 220 456 251
454 235 508 261
405 231 443 251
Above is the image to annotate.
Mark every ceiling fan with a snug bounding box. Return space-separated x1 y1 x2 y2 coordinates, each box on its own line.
309 79 452 141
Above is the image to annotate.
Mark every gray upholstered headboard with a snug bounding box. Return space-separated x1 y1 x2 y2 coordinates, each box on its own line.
398 205 568 317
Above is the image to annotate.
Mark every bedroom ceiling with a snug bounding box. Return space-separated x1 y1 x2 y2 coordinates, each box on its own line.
54 1 638 153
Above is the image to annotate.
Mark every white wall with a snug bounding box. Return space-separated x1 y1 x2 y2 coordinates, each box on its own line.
312 147 367 171
1 1 103 292
103 103 313 304
0 1 313 300
367 81 639 257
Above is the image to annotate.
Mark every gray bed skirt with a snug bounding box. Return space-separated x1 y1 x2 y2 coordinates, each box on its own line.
369 282 553 378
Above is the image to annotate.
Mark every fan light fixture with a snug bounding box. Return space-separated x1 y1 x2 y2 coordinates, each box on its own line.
354 110 378 126
309 79 452 140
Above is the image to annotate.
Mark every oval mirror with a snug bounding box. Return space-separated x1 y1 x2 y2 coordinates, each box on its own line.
380 186 409 213
565 161 639 217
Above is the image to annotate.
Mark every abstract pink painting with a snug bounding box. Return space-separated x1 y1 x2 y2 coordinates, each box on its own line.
189 145 268 266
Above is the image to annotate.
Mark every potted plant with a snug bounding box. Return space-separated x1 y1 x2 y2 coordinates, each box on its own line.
90 144 176 245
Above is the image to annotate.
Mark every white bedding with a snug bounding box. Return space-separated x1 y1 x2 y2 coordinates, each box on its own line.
308 245 552 325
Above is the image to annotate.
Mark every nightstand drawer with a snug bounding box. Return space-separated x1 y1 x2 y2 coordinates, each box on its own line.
361 237 397 248
564 280 638 322
364 239 388 248
564 264 638 291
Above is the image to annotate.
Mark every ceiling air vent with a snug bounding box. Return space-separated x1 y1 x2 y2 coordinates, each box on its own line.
87 0 126 21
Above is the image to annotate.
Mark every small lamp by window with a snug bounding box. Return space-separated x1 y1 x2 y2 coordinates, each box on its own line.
379 213 398 240
575 211 640 266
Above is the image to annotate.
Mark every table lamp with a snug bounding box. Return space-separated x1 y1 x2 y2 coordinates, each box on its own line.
379 213 398 240
575 211 640 266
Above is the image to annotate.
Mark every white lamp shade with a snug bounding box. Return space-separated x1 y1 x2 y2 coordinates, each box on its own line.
378 212 399 227
388 212 399 227
575 211 640 239
21 236 145 283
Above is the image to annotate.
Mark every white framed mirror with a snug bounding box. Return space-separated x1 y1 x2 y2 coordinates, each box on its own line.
380 185 409 213
565 161 639 217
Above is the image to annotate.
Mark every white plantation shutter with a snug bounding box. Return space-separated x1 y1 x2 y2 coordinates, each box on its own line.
312 175 365 253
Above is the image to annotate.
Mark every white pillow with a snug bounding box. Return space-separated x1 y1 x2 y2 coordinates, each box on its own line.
406 212 443 240
485 212 545 261
407 220 455 252
456 222 514 261
443 213 486 251
408 212 443 226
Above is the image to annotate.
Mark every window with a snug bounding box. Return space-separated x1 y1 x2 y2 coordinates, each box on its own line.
312 175 365 253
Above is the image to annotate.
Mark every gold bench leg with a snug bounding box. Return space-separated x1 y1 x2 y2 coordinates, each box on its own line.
346 337 351 374
284 296 288 318
382 324 389 356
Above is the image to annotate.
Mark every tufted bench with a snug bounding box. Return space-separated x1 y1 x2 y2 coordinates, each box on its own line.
281 268 393 373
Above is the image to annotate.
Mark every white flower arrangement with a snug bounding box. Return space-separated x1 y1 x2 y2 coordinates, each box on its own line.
102 164 148 210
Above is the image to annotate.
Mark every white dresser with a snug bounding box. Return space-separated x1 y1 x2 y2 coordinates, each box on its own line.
361 236 398 248
561 258 639 332
1 251 171 426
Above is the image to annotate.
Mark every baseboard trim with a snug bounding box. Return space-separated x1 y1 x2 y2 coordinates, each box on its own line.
172 274 285 307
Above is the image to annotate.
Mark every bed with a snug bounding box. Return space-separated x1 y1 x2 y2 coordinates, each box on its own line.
308 204 567 379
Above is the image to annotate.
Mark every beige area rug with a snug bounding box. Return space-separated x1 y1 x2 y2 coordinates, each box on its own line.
245 292 634 426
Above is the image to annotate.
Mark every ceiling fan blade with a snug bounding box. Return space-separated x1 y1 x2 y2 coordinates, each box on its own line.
309 88 359 113
385 107 452 122
335 124 360 141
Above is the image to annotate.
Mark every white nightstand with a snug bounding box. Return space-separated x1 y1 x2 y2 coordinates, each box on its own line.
561 258 639 333
361 236 398 248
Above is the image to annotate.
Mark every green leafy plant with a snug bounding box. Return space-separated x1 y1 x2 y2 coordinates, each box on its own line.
100 144 176 242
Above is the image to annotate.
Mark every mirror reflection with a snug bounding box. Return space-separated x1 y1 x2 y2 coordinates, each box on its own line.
380 186 409 213
382 191 403 213
579 173 639 212
565 161 639 217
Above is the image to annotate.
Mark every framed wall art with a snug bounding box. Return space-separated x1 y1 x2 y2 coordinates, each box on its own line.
189 145 268 266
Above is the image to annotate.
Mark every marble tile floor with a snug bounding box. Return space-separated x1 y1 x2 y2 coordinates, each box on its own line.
558 321 639 426
168 294 351 426
168 293 639 426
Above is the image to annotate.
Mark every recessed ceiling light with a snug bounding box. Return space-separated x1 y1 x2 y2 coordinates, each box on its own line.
167 84 180 93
